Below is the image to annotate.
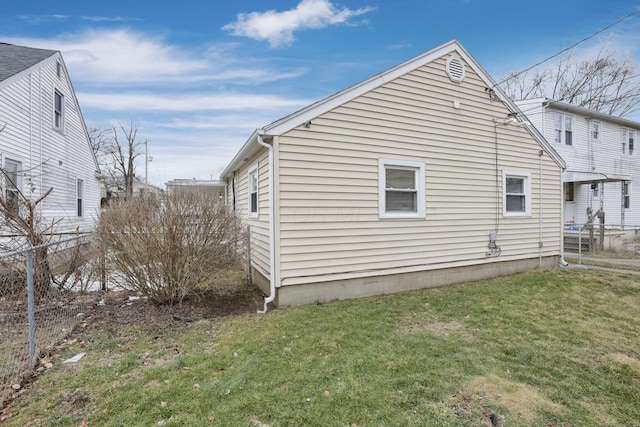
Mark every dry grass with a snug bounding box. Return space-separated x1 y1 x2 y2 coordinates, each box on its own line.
3 269 640 426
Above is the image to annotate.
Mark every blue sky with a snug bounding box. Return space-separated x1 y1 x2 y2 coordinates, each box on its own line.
2 0 639 186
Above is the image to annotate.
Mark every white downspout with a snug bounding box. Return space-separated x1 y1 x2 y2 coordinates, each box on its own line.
559 168 569 267
542 101 568 267
256 132 276 313
539 149 543 268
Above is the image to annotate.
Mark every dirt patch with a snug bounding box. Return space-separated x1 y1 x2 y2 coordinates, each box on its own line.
610 352 640 373
398 320 464 336
0 283 265 414
452 374 563 426
81 284 265 336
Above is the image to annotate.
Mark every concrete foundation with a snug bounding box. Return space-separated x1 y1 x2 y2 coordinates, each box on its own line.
252 256 559 307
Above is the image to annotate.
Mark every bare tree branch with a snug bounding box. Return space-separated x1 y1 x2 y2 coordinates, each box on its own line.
89 121 147 200
500 48 640 118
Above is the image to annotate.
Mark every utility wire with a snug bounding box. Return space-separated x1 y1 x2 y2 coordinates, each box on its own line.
497 8 640 86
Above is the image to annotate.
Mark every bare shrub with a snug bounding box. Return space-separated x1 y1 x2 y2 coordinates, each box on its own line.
0 168 55 299
97 192 245 305
51 238 103 293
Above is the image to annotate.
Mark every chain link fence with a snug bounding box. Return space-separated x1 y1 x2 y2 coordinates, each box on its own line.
564 223 640 263
0 233 100 407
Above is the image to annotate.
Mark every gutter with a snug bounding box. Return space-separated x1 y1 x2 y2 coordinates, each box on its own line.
256 131 276 313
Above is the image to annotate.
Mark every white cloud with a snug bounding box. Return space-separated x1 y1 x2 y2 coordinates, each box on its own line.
6 29 206 84
4 29 308 86
1 26 322 185
223 0 375 47
80 16 131 23
77 91 311 112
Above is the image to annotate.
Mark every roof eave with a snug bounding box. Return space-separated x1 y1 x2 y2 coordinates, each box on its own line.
263 39 464 136
546 100 640 129
220 129 263 179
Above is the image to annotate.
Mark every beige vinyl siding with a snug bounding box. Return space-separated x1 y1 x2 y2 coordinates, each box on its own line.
276 56 562 285
234 150 271 279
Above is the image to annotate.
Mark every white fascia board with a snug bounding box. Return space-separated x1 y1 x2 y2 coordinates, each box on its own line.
546 100 640 130
220 129 262 179
264 40 463 136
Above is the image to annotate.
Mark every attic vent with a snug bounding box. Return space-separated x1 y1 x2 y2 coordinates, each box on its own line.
446 55 466 83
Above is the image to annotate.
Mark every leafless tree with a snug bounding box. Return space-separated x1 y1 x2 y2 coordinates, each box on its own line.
89 121 147 200
500 48 640 117
1 165 101 296
0 166 56 297
88 125 116 183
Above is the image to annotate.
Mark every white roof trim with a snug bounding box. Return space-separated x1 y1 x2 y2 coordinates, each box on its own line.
545 99 640 129
220 129 261 179
264 40 486 135
563 171 631 183
220 39 566 178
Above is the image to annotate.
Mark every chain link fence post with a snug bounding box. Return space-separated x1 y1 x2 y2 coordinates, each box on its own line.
26 250 36 367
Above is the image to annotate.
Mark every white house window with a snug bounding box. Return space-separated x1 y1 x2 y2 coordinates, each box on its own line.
503 171 531 217
378 159 425 219
591 121 601 142
622 129 635 156
248 164 258 217
54 90 64 130
554 112 573 145
77 179 84 217
623 182 630 210
591 182 600 198
3 159 21 216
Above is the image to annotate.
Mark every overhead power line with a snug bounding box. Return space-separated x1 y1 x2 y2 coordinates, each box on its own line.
498 8 640 86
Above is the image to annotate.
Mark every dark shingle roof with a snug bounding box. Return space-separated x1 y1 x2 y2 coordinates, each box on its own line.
0 42 57 82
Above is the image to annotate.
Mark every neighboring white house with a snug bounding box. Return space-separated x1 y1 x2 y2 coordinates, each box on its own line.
516 98 640 228
0 42 102 233
221 40 566 308
103 178 163 206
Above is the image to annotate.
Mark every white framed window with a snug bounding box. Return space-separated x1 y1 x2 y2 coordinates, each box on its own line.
54 90 64 131
554 112 573 145
591 182 601 199
3 159 21 216
248 163 258 217
76 179 84 217
378 159 425 219
503 170 531 217
622 129 635 155
623 182 631 210
591 121 601 142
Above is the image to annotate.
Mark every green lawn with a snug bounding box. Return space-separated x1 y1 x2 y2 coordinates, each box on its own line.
4 268 640 426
